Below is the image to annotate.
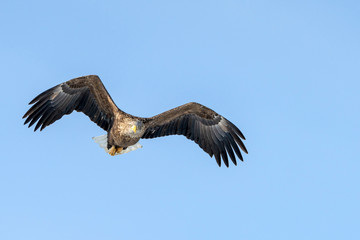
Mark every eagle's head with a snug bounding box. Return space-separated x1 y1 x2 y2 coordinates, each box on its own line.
131 121 144 135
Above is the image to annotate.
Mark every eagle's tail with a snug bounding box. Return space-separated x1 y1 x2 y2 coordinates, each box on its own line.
92 134 142 155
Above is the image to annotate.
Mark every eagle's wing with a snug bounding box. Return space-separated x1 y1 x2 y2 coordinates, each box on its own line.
23 75 118 132
141 102 247 167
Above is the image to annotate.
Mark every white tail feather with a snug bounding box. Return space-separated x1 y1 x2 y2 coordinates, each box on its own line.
92 134 142 155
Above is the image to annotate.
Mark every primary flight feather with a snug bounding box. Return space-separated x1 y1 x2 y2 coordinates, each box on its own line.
23 75 247 167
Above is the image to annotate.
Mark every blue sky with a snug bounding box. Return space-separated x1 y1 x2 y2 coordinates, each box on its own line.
1 0 359 239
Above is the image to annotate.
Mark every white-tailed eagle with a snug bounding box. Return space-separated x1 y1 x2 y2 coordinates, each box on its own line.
23 75 247 167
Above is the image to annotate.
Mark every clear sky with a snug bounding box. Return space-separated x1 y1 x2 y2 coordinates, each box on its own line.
1 1 359 239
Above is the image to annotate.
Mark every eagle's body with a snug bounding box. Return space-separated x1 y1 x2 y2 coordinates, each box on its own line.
23 75 247 167
109 114 144 149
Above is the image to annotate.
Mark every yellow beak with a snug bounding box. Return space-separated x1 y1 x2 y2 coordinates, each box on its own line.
132 125 137 133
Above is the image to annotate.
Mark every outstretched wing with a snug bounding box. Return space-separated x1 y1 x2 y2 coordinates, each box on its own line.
23 75 118 132
141 102 247 167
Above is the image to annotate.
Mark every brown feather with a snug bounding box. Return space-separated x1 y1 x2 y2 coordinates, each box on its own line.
141 102 247 167
23 75 118 132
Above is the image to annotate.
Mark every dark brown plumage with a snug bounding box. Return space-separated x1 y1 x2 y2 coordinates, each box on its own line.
23 75 247 167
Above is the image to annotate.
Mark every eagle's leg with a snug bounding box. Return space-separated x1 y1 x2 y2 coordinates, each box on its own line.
108 145 117 156
115 147 123 154
108 145 124 156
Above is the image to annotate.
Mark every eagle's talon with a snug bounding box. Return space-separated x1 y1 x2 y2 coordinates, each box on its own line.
109 145 116 156
108 146 123 156
115 147 123 154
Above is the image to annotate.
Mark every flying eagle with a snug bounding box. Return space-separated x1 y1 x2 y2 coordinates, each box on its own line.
23 75 247 167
